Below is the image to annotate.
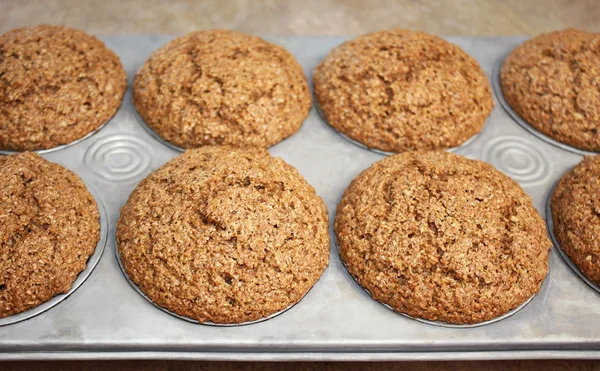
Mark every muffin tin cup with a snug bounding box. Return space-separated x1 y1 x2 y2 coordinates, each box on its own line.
334 239 541 329
0 112 118 156
132 94 309 153
127 96 321 327
0 184 109 326
114 244 318 327
545 181 600 295
131 96 186 153
492 54 599 157
313 95 483 156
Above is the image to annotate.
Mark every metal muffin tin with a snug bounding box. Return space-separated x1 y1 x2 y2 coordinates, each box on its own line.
0 36 599 361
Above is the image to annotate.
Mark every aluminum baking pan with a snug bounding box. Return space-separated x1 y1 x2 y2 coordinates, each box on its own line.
0 36 598 361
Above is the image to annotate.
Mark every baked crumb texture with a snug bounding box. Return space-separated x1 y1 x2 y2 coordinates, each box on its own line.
501 29 600 152
551 155 600 285
0 152 100 318
335 151 550 324
117 146 330 324
313 29 493 153
0 25 127 151
133 30 312 150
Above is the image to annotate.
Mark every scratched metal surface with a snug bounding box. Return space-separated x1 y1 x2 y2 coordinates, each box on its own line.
0 36 598 360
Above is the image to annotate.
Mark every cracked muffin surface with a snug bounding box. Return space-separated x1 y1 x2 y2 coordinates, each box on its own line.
116 146 329 324
0 152 100 318
501 29 600 152
133 30 311 149
335 151 550 324
0 25 127 151
313 29 493 153
551 156 600 285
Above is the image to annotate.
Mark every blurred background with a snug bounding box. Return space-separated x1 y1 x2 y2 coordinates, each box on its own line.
1 0 599 370
1 0 598 35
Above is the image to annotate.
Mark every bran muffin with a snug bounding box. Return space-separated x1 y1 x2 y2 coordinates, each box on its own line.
551 156 600 285
133 30 311 150
116 146 329 324
335 151 550 324
501 29 600 152
0 152 100 318
0 25 127 151
313 29 494 153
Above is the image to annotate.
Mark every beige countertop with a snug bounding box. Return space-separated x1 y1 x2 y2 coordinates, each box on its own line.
1 0 599 370
1 0 599 35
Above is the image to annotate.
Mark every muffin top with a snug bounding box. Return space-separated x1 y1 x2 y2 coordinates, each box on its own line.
0 25 127 151
0 152 100 318
117 146 329 324
551 155 600 285
335 151 550 324
313 29 493 153
133 30 312 150
501 29 600 152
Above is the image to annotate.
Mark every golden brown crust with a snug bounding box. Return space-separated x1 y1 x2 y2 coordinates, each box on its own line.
501 29 600 152
116 146 329 324
335 151 550 324
133 30 311 150
0 25 127 151
0 152 100 318
551 156 600 285
313 29 493 153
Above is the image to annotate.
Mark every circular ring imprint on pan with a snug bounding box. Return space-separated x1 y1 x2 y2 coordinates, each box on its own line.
483 135 552 186
83 134 153 182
